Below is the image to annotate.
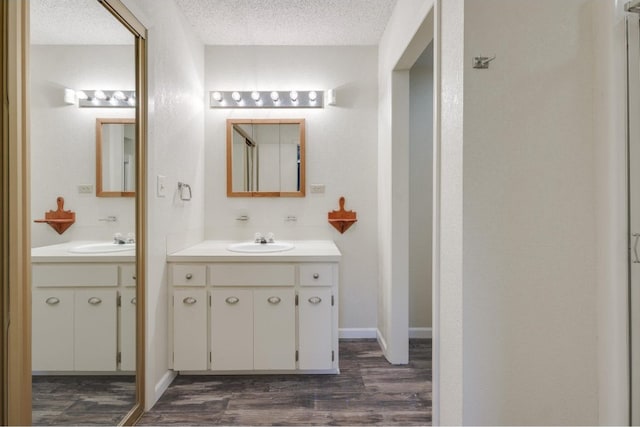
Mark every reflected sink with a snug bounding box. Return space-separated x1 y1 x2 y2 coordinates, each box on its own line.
227 241 295 253
69 242 135 254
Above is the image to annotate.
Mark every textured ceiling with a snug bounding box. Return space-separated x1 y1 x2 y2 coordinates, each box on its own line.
30 0 134 45
174 0 397 45
30 0 397 46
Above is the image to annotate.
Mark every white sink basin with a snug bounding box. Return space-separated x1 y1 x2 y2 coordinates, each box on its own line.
227 241 295 253
69 242 135 254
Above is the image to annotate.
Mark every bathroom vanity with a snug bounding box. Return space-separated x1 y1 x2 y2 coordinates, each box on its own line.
31 242 136 373
167 240 341 374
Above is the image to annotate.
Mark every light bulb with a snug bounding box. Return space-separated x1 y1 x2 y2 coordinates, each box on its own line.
270 91 279 102
112 90 126 100
232 91 242 102
308 91 317 102
94 90 106 100
251 91 261 102
75 90 88 100
212 91 223 102
289 91 298 102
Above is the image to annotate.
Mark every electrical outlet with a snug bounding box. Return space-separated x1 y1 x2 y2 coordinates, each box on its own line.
78 184 93 194
310 184 325 194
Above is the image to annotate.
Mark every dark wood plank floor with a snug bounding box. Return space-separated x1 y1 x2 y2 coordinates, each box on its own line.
32 375 136 425
138 339 431 426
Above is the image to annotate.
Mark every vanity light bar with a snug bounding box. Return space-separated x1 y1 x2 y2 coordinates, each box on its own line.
209 90 324 108
73 89 136 108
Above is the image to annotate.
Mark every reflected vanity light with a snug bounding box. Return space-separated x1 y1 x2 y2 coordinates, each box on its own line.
67 89 137 108
209 90 324 109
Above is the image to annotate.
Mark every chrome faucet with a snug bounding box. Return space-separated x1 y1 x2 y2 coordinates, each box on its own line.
113 233 126 244
254 232 274 244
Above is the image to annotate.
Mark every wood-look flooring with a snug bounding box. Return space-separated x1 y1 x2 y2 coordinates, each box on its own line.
32 375 136 425
138 339 431 426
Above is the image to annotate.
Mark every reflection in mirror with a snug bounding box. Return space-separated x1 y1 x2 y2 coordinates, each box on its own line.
97 118 136 197
29 0 138 424
227 119 306 197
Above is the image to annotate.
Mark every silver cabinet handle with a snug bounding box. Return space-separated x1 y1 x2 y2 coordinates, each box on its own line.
185 273 193 280
131 297 137 305
634 233 640 264
313 273 320 279
88 297 102 305
267 296 281 304
183 297 197 305
45 297 60 305
225 296 240 305
308 296 322 304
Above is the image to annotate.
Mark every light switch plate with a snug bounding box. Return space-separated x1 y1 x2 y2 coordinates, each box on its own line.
157 175 167 197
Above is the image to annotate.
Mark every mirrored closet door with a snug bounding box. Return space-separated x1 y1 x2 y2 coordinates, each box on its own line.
29 0 144 424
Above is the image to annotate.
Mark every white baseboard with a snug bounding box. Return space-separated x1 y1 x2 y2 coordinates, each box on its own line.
339 327 432 339
339 328 377 339
376 328 388 354
150 370 177 410
410 327 432 339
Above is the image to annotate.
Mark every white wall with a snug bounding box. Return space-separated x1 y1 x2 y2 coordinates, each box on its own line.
382 0 604 424
593 0 631 424
204 46 379 331
30 45 135 248
122 0 205 410
462 1 598 423
409 44 433 330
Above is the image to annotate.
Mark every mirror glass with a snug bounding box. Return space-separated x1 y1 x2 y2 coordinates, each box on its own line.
227 119 305 197
29 0 138 424
97 118 136 197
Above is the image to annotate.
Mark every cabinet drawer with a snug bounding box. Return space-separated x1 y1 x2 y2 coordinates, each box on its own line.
210 263 295 286
171 264 206 286
120 264 137 287
299 264 334 287
32 264 118 287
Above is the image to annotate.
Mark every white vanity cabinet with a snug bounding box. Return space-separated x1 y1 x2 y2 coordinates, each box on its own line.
31 260 135 373
167 240 341 375
173 288 208 370
210 286 296 371
32 288 75 371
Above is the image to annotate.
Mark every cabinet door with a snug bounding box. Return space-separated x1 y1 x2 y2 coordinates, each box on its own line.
74 289 117 371
32 289 74 371
298 287 333 370
253 288 295 370
120 289 137 371
211 289 253 370
173 289 208 370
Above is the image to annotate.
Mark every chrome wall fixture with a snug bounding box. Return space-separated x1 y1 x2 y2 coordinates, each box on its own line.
209 90 324 108
64 88 136 108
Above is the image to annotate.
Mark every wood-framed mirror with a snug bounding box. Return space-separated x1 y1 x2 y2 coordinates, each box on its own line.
227 118 306 197
96 118 136 197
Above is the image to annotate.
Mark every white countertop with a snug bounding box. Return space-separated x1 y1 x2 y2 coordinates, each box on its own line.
167 240 341 262
31 241 135 263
